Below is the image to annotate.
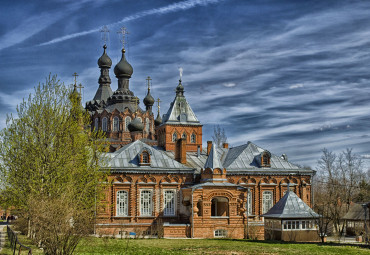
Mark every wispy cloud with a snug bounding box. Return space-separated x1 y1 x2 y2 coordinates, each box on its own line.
39 0 225 46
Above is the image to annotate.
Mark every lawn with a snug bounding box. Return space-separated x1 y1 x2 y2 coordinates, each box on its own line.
2 234 369 255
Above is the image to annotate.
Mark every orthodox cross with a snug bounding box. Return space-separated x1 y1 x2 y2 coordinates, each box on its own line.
73 72 79 87
179 67 183 80
77 83 84 95
156 98 161 114
117 27 129 49
133 96 139 113
100 25 110 45
146 76 152 91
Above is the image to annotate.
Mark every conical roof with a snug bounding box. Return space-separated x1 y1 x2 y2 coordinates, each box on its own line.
263 190 319 219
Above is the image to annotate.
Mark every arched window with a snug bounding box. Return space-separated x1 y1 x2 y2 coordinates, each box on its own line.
102 117 107 131
94 118 99 130
145 118 150 132
262 191 273 214
191 133 196 143
113 117 119 131
137 117 142 123
140 190 153 216
172 132 178 142
182 132 187 139
141 151 150 165
211 197 229 217
116 190 128 216
261 151 271 167
125 116 131 131
246 191 253 215
163 190 176 216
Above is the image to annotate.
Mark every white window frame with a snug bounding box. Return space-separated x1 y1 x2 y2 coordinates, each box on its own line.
214 229 227 238
246 191 253 215
163 190 176 216
113 116 119 131
140 189 153 216
262 191 273 214
116 190 128 216
102 117 107 131
125 116 131 131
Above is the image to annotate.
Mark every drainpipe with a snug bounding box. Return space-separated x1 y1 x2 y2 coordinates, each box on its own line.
191 188 194 238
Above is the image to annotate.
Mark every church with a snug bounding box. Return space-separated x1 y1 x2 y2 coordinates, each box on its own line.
85 41 316 239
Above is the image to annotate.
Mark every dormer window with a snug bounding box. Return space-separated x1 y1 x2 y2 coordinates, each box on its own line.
261 151 271 167
139 150 151 166
172 132 178 142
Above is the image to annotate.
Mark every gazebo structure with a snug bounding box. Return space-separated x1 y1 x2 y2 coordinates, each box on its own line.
263 189 320 242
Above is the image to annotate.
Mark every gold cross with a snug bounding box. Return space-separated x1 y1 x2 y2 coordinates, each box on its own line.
100 25 110 45
117 27 129 49
72 72 79 86
77 83 84 95
146 76 152 91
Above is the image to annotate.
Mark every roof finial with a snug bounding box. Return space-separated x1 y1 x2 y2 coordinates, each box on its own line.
100 25 110 46
77 83 84 95
73 72 79 87
157 98 161 114
146 76 152 91
117 26 129 50
178 67 183 82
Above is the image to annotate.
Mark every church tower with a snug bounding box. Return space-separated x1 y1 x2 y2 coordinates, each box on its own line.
157 78 202 151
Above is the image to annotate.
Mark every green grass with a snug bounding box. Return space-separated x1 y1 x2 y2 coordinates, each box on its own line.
1 234 369 255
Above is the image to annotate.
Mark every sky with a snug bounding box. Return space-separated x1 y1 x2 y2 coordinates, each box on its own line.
1 0 370 169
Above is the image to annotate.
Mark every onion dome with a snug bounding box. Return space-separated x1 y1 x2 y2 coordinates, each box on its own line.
154 113 162 126
128 117 144 132
114 49 133 78
143 91 155 107
98 45 112 68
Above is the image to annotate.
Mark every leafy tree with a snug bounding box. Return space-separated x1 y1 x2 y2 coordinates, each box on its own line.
0 75 107 255
212 125 228 148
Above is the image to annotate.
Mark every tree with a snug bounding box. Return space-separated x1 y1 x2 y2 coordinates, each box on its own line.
0 75 106 255
314 148 366 239
212 125 228 147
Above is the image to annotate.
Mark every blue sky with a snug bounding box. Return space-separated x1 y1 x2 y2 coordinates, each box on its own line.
1 0 370 168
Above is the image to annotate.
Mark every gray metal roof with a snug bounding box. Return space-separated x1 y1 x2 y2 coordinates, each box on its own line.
342 202 370 220
263 191 319 219
185 182 247 190
102 140 193 172
162 93 201 125
93 84 113 102
204 144 223 169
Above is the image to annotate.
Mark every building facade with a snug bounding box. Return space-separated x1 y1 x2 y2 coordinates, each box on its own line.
87 44 316 239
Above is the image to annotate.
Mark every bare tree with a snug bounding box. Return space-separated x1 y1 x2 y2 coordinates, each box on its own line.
212 125 228 148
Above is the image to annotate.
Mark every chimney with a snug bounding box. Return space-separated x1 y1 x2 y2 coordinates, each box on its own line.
222 143 229 149
175 138 187 164
207 141 212 156
197 145 200 157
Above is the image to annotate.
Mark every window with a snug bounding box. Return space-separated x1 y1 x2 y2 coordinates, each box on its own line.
191 133 196 143
94 118 99 130
141 151 150 164
137 117 142 123
246 191 253 215
145 118 150 132
140 190 153 216
116 191 128 216
113 116 119 131
172 132 178 142
214 229 227 238
261 151 271 167
182 132 186 139
125 117 131 131
102 117 107 131
211 197 229 217
163 190 176 216
262 191 273 214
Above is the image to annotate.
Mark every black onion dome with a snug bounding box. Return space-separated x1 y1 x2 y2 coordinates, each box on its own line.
128 117 144 132
114 49 133 78
143 91 155 107
98 45 112 68
154 113 162 126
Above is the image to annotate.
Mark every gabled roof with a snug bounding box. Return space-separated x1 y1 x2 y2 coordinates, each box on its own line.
263 191 319 219
204 144 223 169
102 140 193 172
342 202 370 220
223 142 303 171
162 94 201 125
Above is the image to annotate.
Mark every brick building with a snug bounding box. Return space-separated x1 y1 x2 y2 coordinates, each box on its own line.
86 44 316 239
